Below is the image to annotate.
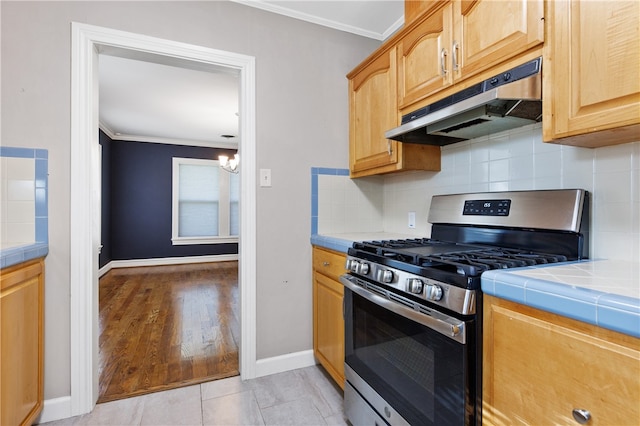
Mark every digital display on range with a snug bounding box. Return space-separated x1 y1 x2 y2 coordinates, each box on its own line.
463 199 511 216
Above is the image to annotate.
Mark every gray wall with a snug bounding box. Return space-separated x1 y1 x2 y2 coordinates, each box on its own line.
1 1 380 400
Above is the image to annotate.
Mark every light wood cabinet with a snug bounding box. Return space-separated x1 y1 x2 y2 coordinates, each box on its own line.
453 0 544 87
543 0 640 148
404 0 447 27
397 0 544 111
348 0 544 178
397 3 454 109
483 295 640 426
348 46 441 178
312 247 346 388
1 258 45 426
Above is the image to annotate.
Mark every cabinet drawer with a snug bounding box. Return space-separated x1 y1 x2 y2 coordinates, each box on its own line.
313 247 347 281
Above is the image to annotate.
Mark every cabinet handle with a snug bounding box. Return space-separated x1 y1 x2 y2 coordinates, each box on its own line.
323 261 330 267
440 48 448 76
452 41 459 72
572 409 591 424
387 140 393 156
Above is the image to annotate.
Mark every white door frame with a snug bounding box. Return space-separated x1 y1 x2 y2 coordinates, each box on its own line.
70 22 257 415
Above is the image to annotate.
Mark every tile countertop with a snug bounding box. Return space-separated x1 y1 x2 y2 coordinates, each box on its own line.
311 232 416 254
482 260 640 338
0 242 49 269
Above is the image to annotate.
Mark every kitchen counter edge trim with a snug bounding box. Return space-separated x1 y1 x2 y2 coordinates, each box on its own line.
0 243 50 269
482 263 640 338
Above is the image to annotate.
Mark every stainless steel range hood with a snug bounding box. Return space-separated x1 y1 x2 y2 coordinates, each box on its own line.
385 58 542 146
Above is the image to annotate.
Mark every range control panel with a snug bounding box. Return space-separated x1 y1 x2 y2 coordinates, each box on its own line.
463 199 511 216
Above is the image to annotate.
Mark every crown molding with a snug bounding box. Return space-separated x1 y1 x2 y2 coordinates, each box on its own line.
99 122 238 149
230 0 401 41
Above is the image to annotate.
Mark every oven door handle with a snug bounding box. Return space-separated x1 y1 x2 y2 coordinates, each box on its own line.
340 274 467 344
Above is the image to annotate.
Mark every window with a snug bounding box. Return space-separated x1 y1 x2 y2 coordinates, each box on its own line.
172 157 239 245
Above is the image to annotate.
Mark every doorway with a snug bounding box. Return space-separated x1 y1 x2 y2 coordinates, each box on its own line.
70 23 257 416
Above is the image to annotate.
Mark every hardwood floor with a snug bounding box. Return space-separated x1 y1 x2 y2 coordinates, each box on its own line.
98 261 239 403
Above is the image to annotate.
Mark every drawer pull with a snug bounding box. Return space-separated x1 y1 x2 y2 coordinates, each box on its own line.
572 409 591 424
323 262 330 267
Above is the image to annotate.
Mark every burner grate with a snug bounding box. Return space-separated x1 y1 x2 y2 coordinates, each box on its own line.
420 248 567 276
352 238 570 279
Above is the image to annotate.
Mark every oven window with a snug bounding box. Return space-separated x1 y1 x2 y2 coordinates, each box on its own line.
345 288 473 426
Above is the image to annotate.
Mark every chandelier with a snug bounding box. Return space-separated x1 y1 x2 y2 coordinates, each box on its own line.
218 153 239 174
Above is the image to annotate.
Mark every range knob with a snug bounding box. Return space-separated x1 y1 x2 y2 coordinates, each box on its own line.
377 269 394 283
345 259 358 272
407 278 424 294
425 284 443 301
357 262 370 275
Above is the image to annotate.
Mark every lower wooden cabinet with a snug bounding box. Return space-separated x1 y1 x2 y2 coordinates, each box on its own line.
1 258 45 426
312 247 346 388
483 295 640 426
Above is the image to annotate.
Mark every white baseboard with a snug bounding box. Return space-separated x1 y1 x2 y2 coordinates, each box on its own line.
99 254 239 277
254 349 317 378
35 396 72 424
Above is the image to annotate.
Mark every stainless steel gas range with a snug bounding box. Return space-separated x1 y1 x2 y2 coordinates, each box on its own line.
340 189 589 426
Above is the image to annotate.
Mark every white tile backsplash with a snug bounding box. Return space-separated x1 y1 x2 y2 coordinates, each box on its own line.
315 123 639 262
1 157 36 245
317 174 384 234
382 124 640 262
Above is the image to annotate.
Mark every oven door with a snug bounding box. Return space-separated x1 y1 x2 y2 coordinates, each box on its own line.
341 274 476 426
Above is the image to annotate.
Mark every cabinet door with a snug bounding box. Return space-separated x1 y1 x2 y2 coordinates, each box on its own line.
1 260 44 426
313 272 345 388
543 0 640 147
454 0 544 81
484 296 640 426
349 47 399 175
397 2 454 109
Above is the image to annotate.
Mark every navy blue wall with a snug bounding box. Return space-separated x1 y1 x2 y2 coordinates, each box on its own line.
99 131 112 267
99 130 238 264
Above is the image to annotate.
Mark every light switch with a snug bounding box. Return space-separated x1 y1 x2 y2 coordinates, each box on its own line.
260 169 272 187
408 211 416 228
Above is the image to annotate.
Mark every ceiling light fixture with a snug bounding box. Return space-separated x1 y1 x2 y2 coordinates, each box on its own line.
219 153 239 174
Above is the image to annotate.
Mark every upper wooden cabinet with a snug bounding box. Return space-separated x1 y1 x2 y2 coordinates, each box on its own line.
397 3 454 109
348 45 440 178
398 0 544 110
454 0 544 84
543 0 640 147
404 0 447 26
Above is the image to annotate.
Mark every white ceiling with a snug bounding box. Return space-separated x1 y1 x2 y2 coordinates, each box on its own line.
98 1 404 148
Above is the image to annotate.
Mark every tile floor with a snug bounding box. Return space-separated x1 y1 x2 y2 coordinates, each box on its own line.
39 365 347 426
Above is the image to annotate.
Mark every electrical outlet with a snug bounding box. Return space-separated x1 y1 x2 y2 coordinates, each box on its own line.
408 211 416 228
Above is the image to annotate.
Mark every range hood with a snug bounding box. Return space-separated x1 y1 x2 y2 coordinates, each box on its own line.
385 57 542 146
